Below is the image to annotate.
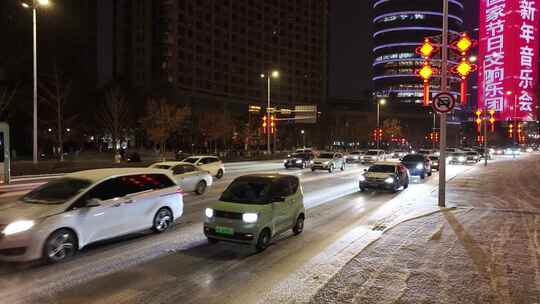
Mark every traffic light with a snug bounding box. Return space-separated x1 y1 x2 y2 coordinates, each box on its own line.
450 32 477 106
262 116 267 134
416 38 438 107
488 110 495 132
270 115 276 134
475 110 482 133
508 123 514 138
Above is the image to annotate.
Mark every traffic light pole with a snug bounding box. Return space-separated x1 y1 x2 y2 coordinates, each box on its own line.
266 76 271 155
438 0 449 208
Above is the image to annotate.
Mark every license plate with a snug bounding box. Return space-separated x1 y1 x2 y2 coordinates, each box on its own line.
215 226 234 235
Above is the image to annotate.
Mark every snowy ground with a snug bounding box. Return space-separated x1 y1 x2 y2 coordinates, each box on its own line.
311 154 540 304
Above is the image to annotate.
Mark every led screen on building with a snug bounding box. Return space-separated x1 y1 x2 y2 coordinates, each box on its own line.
478 0 539 121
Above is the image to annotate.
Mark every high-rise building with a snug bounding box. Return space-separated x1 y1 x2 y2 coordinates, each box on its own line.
372 0 465 104
105 0 328 111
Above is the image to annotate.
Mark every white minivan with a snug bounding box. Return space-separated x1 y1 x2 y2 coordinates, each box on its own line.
0 168 183 263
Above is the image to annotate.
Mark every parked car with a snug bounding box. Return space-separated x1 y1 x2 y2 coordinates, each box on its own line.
449 152 467 164
312 152 346 173
359 162 409 193
284 152 315 169
428 155 440 171
360 149 386 164
204 174 305 252
346 151 364 163
182 155 225 178
0 168 183 263
400 154 432 179
150 161 213 195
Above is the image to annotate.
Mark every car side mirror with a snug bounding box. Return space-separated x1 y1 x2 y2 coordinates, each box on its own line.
86 198 102 208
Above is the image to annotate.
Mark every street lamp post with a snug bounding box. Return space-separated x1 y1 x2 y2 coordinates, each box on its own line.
301 129 305 148
22 0 50 164
376 98 386 149
261 70 279 155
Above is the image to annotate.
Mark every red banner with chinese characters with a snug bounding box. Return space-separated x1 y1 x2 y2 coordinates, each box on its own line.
478 0 539 122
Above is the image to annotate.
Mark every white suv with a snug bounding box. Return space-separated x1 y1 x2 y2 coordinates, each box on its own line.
360 149 386 163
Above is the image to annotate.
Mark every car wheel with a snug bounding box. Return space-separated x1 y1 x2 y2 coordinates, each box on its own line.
43 229 78 264
285 165 290 169
391 185 398 193
207 237 219 244
195 180 207 195
255 228 271 252
152 208 173 233
328 165 334 173
292 215 304 235
216 169 224 179
404 180 409 189
341 163 345 171
428 170 432 177
311 168 316 172
420 173 425 179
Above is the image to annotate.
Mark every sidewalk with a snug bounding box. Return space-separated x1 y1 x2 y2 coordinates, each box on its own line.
310 155 540 304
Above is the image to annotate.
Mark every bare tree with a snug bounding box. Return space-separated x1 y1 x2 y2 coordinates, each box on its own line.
39 63 73 162
382 118 403 138
140 98 190 159
97 86 131 152
198 112 232 153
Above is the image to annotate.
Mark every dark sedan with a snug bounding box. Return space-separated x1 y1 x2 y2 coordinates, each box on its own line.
401 154 432 179
284 153 314 169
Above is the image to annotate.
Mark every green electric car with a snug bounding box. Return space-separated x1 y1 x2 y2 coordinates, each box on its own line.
204 174 305 251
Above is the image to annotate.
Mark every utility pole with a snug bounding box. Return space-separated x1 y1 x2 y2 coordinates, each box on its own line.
438 0 449 207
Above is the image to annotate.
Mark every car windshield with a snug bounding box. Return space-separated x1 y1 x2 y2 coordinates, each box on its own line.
366 151 379 155
368 165 395 173
219 179 272 204
22 178 93 205
293 153 309 158
152 165 171 170
466 152 477 155
351 152 361 155
402 155 424 161
453 153 465 156
182 157 199 164
319 153 334 159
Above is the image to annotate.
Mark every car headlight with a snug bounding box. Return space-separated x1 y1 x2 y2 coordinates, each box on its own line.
205 208 214 218
416 163 423 170
359 175 366 182
296 159 302 164
433 162 438 166
242 213 258 223
323 161 329 165
310 160 314 164
2 220 34 236
384 177 395 184
473 156 478 159
458 156 466 162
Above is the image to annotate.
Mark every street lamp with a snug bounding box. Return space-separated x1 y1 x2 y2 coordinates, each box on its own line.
506 90 518 150
301 129 306 148
376 98 386 149
261 70 279 154
21 0 51 164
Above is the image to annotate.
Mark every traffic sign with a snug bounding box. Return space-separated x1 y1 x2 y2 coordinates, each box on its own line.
432 92 456 113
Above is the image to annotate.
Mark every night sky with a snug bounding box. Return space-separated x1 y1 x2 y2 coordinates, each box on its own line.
328 0 373 100
329 0 477 100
